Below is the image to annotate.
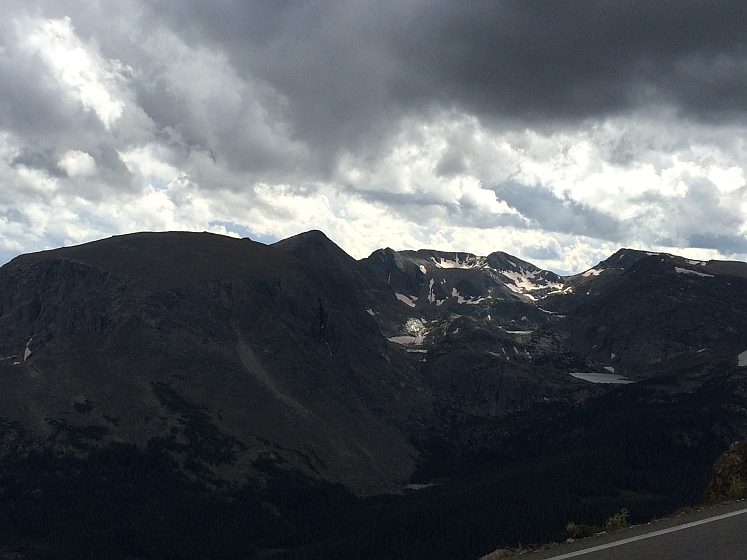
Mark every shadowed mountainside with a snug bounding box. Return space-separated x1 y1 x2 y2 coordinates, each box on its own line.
1 231 747 559
0 232 430 495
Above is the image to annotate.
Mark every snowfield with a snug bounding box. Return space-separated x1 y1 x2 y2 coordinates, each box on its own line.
675 267 713 278
387 335 423 346
395 293 417 307
499 269 564 293
430 255 485 269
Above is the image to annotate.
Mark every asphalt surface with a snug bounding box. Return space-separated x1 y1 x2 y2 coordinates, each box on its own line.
521 501 747 560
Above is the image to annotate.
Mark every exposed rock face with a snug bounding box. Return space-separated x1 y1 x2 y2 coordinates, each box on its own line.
705 441 747 503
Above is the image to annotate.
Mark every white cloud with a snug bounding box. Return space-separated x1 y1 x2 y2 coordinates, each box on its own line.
17 16 128 129
119 145 179 186
2 5 747 274
15 165 59 198
708 166 745 193
58 150 96 177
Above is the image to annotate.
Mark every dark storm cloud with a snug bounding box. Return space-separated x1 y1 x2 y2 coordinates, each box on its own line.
688 233 747 255
492 182 624 240
391 1 747 122
149 0 747 155
11 147 66 178
0 38 90 138
10 0 747 186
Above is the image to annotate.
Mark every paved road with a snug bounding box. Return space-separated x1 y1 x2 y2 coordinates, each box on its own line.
522 501 747 560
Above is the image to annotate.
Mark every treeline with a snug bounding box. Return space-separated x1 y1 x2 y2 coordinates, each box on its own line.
0 441 368 559
0 376 740 559
277 379 737 560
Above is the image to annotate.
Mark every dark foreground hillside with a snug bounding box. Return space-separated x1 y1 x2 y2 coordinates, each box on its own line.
2 373 741 560
1 231 746 559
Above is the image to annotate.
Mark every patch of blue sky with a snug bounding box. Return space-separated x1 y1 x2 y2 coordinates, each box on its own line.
149 178 170 191
0 248 21 266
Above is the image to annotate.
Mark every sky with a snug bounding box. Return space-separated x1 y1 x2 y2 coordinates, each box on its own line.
2 1 747 273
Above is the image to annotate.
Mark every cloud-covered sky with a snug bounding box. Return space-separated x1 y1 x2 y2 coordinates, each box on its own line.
2 0 747 273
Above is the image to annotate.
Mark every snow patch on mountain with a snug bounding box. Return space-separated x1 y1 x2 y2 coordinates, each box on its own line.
23 338 32 361
388 335 423 345
404 318 426 335
546 286 573 296
500 269 564 292
675 267 713 278
449 288 486 305
504 283 522 295
430 255 485 269
582 268 603 277
738 350 747 367
395 293 417 307
389 318 427 346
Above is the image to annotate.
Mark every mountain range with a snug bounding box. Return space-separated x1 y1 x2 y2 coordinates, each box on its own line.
1 230 746 559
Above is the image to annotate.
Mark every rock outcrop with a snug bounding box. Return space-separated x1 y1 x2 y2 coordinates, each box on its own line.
704 441 747 503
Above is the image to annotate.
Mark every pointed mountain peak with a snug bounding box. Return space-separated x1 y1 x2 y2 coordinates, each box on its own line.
272 230 355 268
273 229 333 249
486 251 537 273
486 251 564 284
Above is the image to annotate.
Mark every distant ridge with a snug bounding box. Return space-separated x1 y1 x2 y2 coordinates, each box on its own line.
1 229 747 559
